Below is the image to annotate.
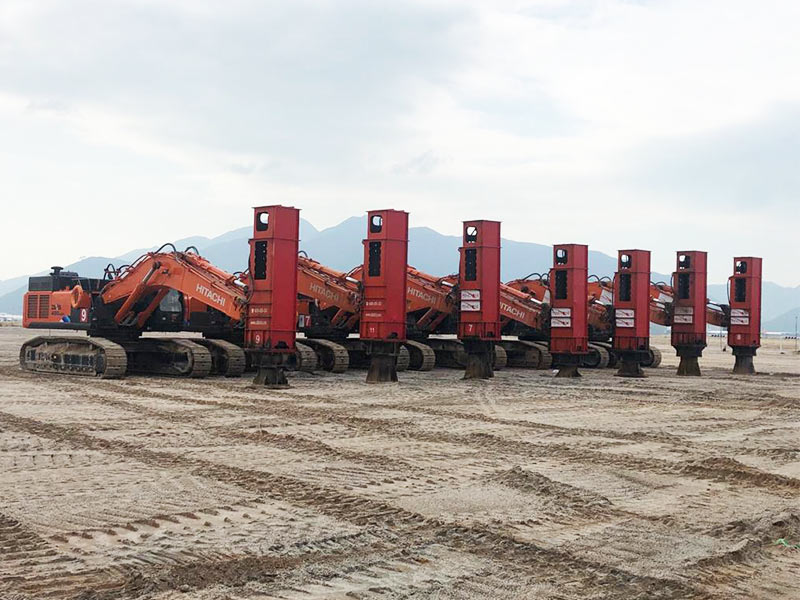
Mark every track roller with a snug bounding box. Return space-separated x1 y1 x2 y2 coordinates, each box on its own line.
195 339 246 377
396 345 410 372
641 346 662 368
498 340 552 369
124 339 213 378
493 344 507 370
594 341 618 368
533 342 553 369
20 336 127 379
582 343 610 369
302 339 349 373
426 338 467 369
403 340 436 371
292 342 319 372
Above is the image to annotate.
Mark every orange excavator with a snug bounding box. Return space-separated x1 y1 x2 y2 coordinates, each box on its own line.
21 206 302 386
21 247 249 378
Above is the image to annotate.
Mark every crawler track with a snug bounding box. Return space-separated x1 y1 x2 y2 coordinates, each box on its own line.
499 339 553 369
301 338 349 372
195 338 246 377
403 340 436 371
293 342 319 372
19 335 128 379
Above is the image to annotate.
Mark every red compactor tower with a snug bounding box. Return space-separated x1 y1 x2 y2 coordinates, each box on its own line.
549 244 589 377
727 256 762 374
457 220 501 379
247 205 300 386
612 249 651 377
359 209 409 383
670 251 707 376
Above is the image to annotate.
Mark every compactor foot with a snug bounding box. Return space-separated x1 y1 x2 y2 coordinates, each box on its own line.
462 341 494 379
555 364 581 378
732 354 756 375
616 358 645 378
252 354 289 388
676 356 701 376
464 353 493 379
253 366 289 387
366 353 399 383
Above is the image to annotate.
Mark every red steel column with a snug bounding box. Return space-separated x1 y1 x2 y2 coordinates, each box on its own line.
670 250 707 376
549 244 588 377
360 209 408 382
246 205 300 386
613 249 651 377
727 256 762 374
458 220 500 379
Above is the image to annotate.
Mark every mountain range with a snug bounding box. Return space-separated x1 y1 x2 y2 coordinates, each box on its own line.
2 216 798 332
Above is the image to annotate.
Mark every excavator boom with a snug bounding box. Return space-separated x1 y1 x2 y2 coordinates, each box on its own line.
101 250 248 326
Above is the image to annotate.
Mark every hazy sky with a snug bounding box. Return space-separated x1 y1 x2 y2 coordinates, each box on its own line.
1 0 798 284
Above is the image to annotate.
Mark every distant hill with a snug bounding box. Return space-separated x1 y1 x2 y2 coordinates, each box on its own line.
763 307 800 334
1 216 797 325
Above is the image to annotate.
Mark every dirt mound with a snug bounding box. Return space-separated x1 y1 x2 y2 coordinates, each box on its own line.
677 456 800 490
489 466 613 511
711 509 800 540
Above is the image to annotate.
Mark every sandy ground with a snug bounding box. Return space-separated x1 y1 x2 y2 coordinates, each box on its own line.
0 327 799 600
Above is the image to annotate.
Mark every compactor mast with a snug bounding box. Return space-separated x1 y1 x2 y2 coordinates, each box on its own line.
549 244 589 377
457 220 501 379
671 251 707 376
247 205 300 386
360 209 409 383
727 256 762 374
612 250 651 377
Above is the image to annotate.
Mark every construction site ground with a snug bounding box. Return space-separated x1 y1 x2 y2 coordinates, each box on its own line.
1 326 799 600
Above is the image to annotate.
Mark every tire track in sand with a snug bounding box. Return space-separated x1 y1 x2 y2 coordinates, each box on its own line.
0 410 698 600
78 380 800 495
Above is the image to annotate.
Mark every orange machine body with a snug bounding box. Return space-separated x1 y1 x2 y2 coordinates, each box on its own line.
405 267 455 335
297 256 360 331
22 289 73 327
101 252 247 330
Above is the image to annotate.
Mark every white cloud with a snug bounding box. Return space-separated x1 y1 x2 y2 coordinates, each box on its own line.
0 0 798 285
